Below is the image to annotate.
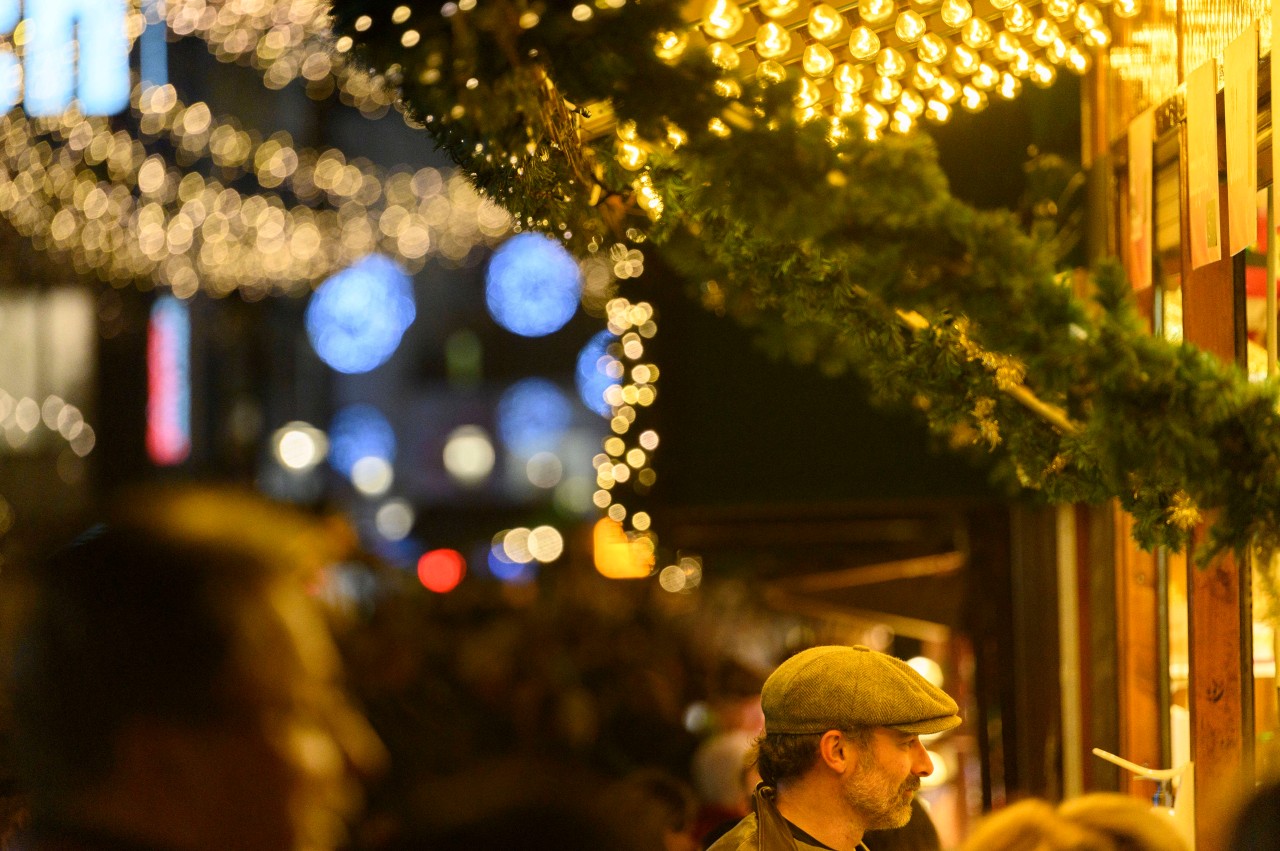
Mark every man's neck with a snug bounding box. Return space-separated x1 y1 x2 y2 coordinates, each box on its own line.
772 779 867 851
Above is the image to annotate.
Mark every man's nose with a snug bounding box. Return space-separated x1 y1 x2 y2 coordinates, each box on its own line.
911 739 934 777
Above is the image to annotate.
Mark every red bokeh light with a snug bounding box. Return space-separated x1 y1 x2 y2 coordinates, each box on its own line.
417 548 466 593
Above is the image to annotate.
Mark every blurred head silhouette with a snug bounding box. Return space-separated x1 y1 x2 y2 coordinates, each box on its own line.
957 793 1187 851
9 485 385 851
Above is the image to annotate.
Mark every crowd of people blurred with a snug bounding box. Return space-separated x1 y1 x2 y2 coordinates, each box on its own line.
0 485 1277 851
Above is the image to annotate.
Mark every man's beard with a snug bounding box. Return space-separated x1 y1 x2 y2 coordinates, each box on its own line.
843 768 921 830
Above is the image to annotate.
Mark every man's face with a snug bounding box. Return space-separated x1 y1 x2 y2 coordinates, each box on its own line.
840 728 932 831
199 583 386 851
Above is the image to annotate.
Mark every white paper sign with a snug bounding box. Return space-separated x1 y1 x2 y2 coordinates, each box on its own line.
1127 107 1154 290
1225 23 1258 256
1187 60 1221 269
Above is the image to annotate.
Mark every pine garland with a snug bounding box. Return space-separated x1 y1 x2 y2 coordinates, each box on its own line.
330 0 1280 589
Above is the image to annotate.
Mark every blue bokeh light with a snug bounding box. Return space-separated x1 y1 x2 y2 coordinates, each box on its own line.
575 330 618 417
306 255 416 374
488 543 536 583
496 378 572 456
485 233 581 337
329 404 397 477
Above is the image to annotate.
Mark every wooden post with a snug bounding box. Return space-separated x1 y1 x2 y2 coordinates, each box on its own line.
1113 506 1164 797
1179 124 1254 848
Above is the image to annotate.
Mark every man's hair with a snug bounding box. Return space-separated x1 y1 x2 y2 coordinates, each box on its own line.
752 727 873 787
8 486 337 807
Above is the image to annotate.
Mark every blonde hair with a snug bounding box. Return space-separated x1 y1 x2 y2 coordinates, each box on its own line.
959 794 1188 851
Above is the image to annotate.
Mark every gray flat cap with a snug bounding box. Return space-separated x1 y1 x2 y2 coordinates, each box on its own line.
762 645 961 736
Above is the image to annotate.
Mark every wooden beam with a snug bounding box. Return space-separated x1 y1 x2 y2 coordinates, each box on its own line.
772 550 966 593
1112 505 1163 800
1179 124 1254 847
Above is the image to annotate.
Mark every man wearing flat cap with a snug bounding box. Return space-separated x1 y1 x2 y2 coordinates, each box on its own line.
708 645 960 851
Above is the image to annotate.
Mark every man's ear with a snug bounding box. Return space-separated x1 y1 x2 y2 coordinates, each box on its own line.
817 730 858 774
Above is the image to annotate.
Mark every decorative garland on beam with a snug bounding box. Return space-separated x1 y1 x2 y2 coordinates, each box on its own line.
327 0 1280 600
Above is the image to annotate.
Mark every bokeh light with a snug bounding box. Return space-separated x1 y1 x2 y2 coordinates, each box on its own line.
922 750 951 787
375 498 415 540
351 456 394 496
306 254 416 373
907 655 945 688
485 233 581 337
443 425 495 486
329 404 396 476
526 451 564 488
272 421 327 471
501 527 534 563
497 377 572 455
488 542 535 582
575 330 618 416
527 525 565 563
418 548 466 593
592 517 654 579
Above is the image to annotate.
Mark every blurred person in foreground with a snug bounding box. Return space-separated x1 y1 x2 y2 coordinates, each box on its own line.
957 793 1187 851
6 485 386 851
1229 781 1280 850
708 646 960 851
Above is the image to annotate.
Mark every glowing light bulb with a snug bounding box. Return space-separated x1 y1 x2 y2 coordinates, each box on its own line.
1011 48 1032 76
951 43 980 74
713 78 743 97
702 0 744 39
1033 17 1059 46
1084 26 1111 47
809 4 846 40
974 62 999 88
917 32 949 64
655 30 688 61
1066 44 1090 73
891 110 914 133
803 43 837 76
848 25 880 60
706 41 741 69
961 84 987 110
794 76 822 106
861 0 895 24
876 47 908 77
863 101 889 128
940 0 972 26
1005 2 1033 32
616 141 648 170
759 0 800 15
755 22 792 58
998 72 1021 98
926 98 951 121
1031 58 1056 86
912 62 940 90
873 75 902 102
1114 0 1139 18
1073 1 1102 29
994 32 1019 60
835 91 862 115
961 17 991 47
1047 0 1076 20
899 87 925 116
757 59 788 83
1046 37 1068 63
936 75 961 101
834 62 865 92
895 10 927 42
